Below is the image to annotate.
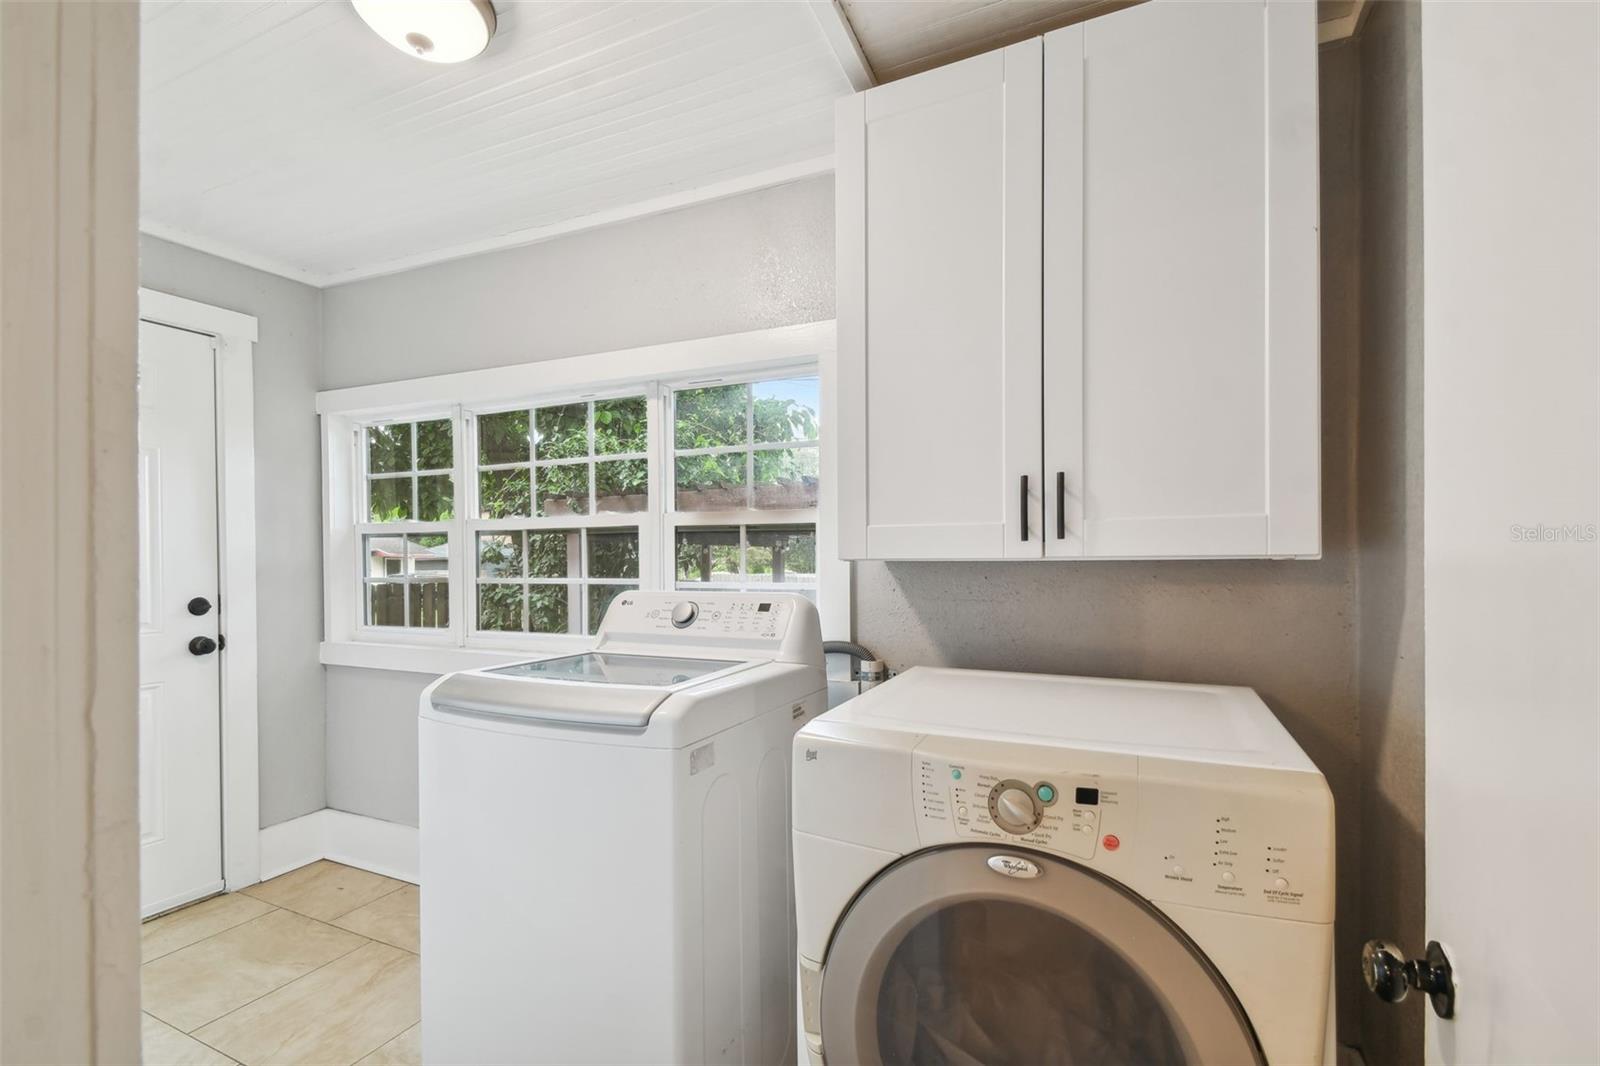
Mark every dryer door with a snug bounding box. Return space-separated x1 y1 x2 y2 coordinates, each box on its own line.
819 845 1263 1065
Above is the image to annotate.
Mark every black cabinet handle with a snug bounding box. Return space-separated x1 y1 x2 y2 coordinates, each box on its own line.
1020 475 1029 542
1056 472 1066 540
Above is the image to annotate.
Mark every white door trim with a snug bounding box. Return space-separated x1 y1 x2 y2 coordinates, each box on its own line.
139 287 261 892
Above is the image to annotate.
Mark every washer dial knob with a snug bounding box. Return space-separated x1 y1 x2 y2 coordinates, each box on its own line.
988 780 1042 835
670 601 699 629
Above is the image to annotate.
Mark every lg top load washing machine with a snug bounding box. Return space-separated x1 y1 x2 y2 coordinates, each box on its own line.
793 667 1336 1066
420 592 826 1066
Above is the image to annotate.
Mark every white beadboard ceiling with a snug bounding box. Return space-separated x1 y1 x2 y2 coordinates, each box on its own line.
141 0 1364 287
140 0 851 285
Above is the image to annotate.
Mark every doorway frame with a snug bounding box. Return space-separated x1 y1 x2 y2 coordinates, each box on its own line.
139 287 262 896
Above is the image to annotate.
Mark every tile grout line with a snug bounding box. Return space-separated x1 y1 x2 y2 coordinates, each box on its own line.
181 934 376 1038
194 935 418 1066
141 902 282 965
144 1010 243 1065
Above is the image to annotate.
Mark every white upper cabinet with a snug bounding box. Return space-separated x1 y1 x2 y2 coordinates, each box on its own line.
837 0 1320 561
836 41 1043 561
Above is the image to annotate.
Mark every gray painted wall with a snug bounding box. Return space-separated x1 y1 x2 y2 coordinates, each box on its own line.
139 236 328 827
1355 5 1427 1063
321 177 834 388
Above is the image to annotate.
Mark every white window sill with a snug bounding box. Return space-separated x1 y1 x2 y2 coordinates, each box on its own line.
319 640 577 676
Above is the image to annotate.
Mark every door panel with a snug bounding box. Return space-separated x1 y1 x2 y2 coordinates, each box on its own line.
839 43 1042 560
1050 0 1318 559
138 320 223 916
819 846 1262 1065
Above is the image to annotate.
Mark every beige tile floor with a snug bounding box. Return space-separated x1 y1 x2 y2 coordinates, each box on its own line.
141 861 421 1066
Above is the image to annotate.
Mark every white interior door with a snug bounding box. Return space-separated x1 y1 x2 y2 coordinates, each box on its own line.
1421 2 1599 1061
138 320 225 917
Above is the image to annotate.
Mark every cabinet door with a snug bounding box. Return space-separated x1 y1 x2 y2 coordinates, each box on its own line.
837 41 1043 560
1044 1 1319 559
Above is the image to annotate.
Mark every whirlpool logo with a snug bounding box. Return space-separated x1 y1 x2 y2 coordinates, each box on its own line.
986 855 1041 879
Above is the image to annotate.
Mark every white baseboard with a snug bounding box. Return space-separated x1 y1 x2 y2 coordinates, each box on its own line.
258 808 419 885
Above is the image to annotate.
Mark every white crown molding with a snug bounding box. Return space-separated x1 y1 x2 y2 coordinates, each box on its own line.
316 154 836 288
139 220 327 288
808 1 876 92
146 155 836 292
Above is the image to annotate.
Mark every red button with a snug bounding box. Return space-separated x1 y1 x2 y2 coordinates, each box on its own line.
1102 834 1121 851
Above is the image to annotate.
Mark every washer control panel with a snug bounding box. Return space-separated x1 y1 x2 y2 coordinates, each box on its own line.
916 757 1119 862
605 595 794 641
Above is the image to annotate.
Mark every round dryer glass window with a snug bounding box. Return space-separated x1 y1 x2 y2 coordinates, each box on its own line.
819 846 1263 1066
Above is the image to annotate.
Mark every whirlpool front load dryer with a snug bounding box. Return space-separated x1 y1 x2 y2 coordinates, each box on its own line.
420 592 825 1066
793 667 1336 1066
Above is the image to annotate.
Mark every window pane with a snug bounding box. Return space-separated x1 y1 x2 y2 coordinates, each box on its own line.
537 462 589 517
528 585 571 634
595 458 647 513
752 377 820 444
369 477 413 522
594 396 647 455
418 474 453 521
753 446 819 509
366 582 406 626
367 423 410 474
588 529 639 580
410 577 449 628
479 410 530 466
479 468 531 519
417 418 452 470
587 584 634 636
477 532 523 579
477 583 523 632
408 534 449 574
535 403 588 461
676 453 747 511
676 527 740 584
747 525 817 583
363 534 408 578
527 530 579 579
675 384 746 449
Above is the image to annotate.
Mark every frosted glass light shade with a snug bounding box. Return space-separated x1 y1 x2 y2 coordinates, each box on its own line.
352 0 496 64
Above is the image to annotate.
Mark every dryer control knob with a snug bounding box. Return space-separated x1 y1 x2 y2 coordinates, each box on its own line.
990 784 1041 834
670 601 699 629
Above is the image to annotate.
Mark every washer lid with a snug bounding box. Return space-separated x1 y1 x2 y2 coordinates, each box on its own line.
487 651 740 686
427 652 755 728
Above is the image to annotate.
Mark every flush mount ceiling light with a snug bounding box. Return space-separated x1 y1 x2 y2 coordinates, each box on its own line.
351 0 496 64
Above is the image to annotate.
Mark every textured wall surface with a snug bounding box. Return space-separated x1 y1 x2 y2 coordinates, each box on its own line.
321 176 834 388
139 235 328 827
1354 4 1427 1062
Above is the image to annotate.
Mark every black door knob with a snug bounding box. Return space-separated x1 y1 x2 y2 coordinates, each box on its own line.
188 596 213 616
188 636 218 656
1363 939 1456 1019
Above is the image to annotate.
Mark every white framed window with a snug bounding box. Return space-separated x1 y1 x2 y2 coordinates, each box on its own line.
467 389 652 639
666 373 822 604
355 414 458 637
317 322 843 673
